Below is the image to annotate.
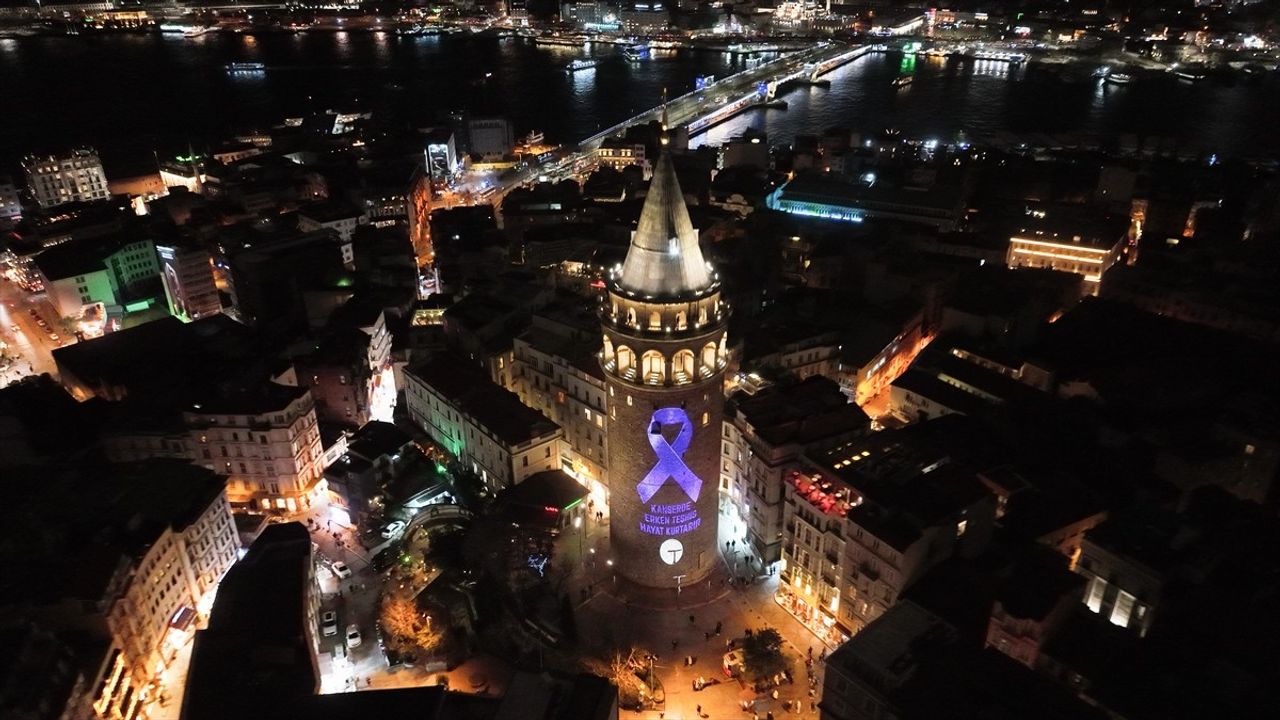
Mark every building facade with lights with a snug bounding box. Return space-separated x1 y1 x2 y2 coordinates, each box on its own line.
102 382 327 515
404 354 564 494
1 461 239 720
601 148 729 590
22 147 109 209
509 306 612 508
778 426 996 645
1006 233 1126 297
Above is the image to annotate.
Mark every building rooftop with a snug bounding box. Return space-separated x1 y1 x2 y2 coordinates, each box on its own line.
183 522 318 720
0 460 227 605
52 314 267 402
730 376 869 448
346 420 414 462
32 228 154 281
408 354 561 447
826 601 1107 719
617 151 714 298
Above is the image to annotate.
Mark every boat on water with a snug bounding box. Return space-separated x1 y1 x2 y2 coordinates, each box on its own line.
1174 68 1207 82
183 26 213 38
1105 72 1133 85
623 44 651 62
891 74 913 88
535 35 587 48
565 58 601 73
972 51 1027 64
226 62 266 74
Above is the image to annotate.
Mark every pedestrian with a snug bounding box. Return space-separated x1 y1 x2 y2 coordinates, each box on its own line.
696 704 702 715
689 614 695 624
672 639 678 651
705 631 710 641
715 620 723 635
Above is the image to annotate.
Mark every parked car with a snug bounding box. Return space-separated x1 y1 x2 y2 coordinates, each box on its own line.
380 520 406 539
49 332 59 341
346 624 362 649
332 561 352 579
321 611 339 637
372 546 400 573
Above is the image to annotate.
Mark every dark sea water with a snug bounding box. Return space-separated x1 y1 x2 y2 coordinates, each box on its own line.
1 32 1277 175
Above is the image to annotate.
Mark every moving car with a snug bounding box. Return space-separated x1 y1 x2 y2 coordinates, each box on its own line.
332 560 352 579
49 333 59 341
321 611 339 637
346 624 362 649
9 325 19 333
381 520 406 539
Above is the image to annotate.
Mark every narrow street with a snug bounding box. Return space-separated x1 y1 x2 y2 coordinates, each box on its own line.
0 279 63 386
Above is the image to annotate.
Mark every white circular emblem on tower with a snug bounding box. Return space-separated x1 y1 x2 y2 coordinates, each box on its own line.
659 539 685 565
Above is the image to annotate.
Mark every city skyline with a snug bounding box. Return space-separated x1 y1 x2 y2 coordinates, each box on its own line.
3 3 1280 720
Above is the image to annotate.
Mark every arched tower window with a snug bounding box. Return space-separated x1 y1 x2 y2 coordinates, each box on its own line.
648 311 661 331
701 340 721 379
617 346 636 380
698 305 708 327
675 310 688 331
626 307 637 328
641 350 666 385
602 335 615 365
672 350 695 384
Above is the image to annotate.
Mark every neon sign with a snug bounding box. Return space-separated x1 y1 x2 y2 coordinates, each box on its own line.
638 408 703 537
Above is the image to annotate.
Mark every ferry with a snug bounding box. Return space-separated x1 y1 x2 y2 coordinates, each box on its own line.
225 62 266 75
535 35 587 48
623 44 651 62
972 51 1027 64
1105 72 1133 85
183 26 213 38
565 58 602 74
891 74 913 88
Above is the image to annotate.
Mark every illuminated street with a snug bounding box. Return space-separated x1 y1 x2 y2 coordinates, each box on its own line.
0 277 62 386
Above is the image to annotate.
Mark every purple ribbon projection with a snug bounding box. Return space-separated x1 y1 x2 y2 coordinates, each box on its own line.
637 407 703 503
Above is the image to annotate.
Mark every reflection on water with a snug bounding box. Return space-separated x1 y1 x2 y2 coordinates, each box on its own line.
0 36 1276 173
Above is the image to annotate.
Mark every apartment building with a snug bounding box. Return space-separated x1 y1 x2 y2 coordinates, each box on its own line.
103 381 326 515
0 461 239 720
778 422 996 646
721 377 871 566
405 353 563 493
509 304 611 505
22 147 110 209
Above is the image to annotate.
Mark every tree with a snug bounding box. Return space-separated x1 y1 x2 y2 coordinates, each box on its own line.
380 595 442 654
742 627 788 680
584 647 648 707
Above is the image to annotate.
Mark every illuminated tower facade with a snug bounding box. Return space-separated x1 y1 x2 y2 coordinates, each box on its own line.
601 147 728 590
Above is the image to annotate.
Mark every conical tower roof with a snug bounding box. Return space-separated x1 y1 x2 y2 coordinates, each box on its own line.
617 152 714 298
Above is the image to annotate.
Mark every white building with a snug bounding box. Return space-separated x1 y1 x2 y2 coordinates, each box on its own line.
405 354 564 493
509 307 611 506
33 232 159 318
22 147 110 209
4 461 239 720
103 381 327 515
